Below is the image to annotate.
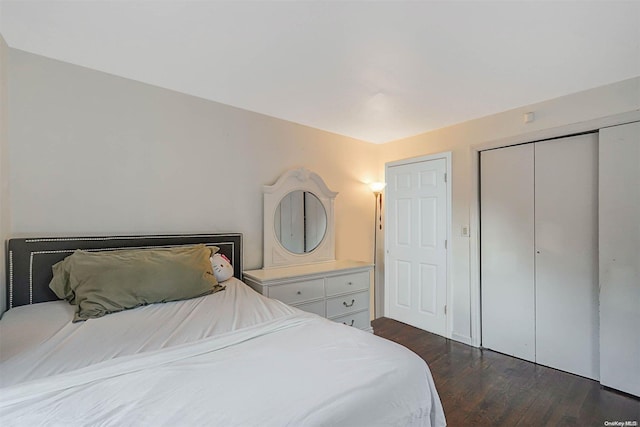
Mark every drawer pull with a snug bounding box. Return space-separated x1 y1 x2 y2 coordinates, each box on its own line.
343 299 355 308
297 291 302 295
343 319 355 326
347 281 353 285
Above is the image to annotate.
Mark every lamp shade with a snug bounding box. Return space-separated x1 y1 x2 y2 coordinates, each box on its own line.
370 182 386 193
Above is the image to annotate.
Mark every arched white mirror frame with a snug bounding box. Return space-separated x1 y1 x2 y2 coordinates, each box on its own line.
263 167 338 269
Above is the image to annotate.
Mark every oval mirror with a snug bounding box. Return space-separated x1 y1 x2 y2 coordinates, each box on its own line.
274 191 327 254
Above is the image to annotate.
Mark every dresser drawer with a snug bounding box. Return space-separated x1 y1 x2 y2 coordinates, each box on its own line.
326 271 369 296
326 290 369 318
294 300 326 317
268 279 324 305
331 310 370 330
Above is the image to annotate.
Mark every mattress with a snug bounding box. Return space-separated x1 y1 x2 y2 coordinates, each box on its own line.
0 278 446 426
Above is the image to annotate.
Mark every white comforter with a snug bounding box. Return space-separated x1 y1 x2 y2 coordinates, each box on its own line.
0 279 446 427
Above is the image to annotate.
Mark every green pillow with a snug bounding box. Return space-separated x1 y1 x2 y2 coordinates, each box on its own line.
49 245 223 322
50 255 76 304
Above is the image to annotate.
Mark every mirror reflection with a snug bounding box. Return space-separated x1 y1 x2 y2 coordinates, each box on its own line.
275 191 327 254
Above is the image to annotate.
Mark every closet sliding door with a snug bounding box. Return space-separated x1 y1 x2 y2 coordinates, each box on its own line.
534 134 599 380
599 121 640 396
481 133 599 380
480 144 535 362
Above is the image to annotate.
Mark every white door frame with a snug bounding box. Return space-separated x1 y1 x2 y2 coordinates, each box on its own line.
469 110 640 348
384 151 453 339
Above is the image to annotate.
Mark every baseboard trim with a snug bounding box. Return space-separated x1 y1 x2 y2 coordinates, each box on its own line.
451 332 473 346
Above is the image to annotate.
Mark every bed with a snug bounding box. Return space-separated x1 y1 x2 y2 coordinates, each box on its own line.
0 234 446 426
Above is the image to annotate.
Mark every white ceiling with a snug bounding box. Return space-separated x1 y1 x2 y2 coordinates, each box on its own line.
1 1 639 143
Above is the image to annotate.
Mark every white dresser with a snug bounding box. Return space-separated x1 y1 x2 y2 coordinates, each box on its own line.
243 260 374 332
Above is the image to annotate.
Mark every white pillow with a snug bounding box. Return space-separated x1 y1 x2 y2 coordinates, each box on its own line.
210 253 234 282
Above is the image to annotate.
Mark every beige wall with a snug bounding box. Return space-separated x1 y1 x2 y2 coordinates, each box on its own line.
0 35 9 315
8 49 379 274
6 47 639 344
378 77 640 344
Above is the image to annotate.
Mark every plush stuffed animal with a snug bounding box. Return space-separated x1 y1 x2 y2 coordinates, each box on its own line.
211 253 234 282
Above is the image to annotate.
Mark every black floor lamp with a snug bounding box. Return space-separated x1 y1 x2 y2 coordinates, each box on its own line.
370 182 386 318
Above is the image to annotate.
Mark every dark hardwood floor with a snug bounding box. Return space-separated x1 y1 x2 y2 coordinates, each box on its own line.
372 317 640 427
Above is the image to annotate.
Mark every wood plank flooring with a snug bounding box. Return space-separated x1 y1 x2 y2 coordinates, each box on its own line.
372 317 640 427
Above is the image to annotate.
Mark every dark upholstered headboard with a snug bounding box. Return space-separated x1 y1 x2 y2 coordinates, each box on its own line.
5 234 242 310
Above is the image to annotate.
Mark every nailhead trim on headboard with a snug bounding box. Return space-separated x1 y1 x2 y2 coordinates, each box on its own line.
6 234 243 309
8 250 13 309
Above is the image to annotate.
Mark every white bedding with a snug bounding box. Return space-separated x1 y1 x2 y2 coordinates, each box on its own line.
0 278 446 426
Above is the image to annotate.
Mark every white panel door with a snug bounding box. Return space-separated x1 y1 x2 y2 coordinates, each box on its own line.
480 144 536 362
534 134 599 380
386 158 448 336
599 121 640 396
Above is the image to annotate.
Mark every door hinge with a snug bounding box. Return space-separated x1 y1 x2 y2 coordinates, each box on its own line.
444 172 447 183
444 239 447 249
444 305 447 315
